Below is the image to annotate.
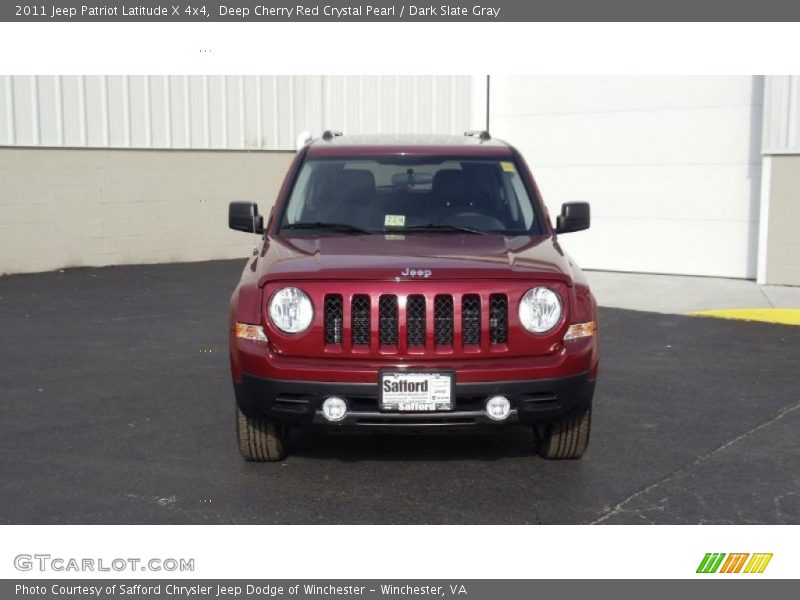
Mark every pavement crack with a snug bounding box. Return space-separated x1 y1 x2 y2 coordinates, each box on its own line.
758 286 776 308
589 400 800 524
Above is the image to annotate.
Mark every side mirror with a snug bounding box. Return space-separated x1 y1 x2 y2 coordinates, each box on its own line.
556 202 590 234
229 202 264 234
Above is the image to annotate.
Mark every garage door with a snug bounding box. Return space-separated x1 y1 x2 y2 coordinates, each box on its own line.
490 76 762 278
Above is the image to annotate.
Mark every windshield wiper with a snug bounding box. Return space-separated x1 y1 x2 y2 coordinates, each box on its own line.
282 222 373 235
386 223 488 235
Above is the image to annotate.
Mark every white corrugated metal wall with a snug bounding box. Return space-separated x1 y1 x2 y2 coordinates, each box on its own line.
0 75 475 150
3 74 796 282
762 75 800 154
757 75 800 284
0 75 477 275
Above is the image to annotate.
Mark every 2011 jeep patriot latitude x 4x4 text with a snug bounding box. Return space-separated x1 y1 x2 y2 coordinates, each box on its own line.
228 132 598 461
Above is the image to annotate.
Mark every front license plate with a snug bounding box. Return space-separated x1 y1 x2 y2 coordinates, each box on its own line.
380 372 453 411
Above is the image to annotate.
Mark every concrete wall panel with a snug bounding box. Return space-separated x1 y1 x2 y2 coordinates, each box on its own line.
0 148 294 275
761 155 800 285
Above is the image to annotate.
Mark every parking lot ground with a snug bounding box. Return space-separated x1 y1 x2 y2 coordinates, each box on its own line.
586 269 800 315
1 260 799 524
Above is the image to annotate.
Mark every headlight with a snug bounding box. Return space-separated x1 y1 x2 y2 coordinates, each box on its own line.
269 287 314 333
519 287 562 333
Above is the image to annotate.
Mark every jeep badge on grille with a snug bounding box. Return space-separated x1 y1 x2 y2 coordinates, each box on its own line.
401 268 432 278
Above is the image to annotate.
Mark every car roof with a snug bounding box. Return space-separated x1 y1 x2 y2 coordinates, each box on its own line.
305 134 515 158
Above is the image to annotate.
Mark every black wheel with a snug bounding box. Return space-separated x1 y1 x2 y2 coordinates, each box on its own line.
537 406 592 460
236 405 287 462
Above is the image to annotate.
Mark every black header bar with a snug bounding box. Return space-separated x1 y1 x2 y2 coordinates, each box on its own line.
4 0 800 22
2 579 798 600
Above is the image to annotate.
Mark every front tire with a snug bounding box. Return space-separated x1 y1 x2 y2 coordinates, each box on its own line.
537 406 591 460
236 406 287 462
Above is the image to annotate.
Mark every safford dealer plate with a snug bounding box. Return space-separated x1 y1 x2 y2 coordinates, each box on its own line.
380 371 453 411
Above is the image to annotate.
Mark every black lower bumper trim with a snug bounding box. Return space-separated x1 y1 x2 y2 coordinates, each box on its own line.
312 409 519 427
235 371 594 429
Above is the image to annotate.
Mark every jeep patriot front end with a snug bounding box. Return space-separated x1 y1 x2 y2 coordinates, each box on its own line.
228 132 598 461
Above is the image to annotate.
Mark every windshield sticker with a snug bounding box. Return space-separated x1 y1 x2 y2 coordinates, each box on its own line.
385 214 406 227
500 161 516 173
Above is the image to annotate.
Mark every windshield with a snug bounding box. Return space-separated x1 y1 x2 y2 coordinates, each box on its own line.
279 157 542 235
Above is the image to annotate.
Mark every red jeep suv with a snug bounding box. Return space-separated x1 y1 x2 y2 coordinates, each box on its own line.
228 132 598 461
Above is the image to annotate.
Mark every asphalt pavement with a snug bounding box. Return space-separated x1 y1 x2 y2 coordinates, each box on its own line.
1 260 798 524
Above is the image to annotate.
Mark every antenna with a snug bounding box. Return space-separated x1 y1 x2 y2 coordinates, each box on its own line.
486 74 490 132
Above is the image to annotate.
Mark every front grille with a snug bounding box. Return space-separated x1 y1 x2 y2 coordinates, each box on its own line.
462 294 481 345
324 292 509 352
406 295 426 347
489 293 508 344
434 295 454 346
351 294 371 346
379 295 398 346
323 294 343 344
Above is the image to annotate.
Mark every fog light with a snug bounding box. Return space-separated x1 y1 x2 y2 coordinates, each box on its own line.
322 397 347 422
485 396 511 421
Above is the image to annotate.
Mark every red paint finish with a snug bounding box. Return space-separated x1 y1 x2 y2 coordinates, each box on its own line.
229 135 598 402
255 234 571 286
234 337 595 385
261 279 571 360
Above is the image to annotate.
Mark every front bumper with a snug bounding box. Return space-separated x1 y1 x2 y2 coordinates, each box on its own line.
235 371 595 430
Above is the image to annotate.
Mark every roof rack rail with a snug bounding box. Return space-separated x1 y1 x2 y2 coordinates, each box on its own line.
464 130 491 141
321 130 344 141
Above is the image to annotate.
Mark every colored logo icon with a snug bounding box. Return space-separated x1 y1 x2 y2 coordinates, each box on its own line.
697 553 773 574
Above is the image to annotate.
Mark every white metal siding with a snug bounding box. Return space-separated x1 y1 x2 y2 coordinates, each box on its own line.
758 76 800 285
762 75 800 154
0 75 474 151
490 76 764 279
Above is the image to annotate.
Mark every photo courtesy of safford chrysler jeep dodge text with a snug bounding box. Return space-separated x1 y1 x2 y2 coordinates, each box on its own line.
227 131 598 461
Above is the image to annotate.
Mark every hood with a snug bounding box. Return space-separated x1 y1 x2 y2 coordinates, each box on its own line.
254 234 575 286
